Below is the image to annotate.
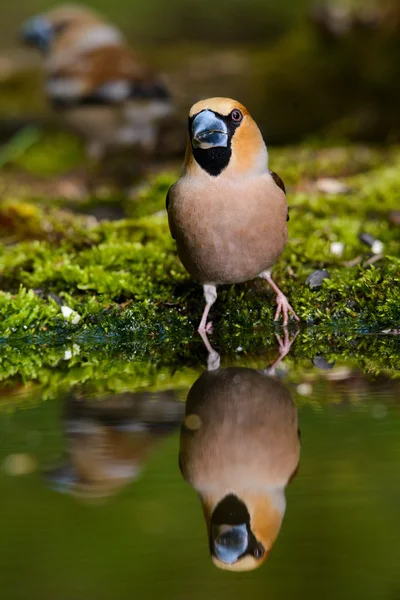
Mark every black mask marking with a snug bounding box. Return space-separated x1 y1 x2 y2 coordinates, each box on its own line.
210 494 265 561
189 110 242 176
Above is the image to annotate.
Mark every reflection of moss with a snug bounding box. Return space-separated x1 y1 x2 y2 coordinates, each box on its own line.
0 326 398 408
0 144 399 394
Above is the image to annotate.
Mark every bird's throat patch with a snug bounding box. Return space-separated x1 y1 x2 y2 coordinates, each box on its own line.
192 146 232 176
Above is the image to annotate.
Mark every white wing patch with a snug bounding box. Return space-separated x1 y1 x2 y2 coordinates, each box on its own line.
124 100 173 122
46 77 85 99
95 80 131 101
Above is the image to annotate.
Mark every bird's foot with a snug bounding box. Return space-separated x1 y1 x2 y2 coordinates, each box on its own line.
259 271 299 325
265 328 299 375
274 292 300 326
275 328 299 357
197 321 213 334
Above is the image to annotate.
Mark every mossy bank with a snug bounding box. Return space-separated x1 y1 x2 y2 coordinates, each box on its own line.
0 138 399 393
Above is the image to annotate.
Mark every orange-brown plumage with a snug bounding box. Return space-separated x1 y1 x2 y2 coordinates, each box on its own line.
167 97 298 329
184 98 264 176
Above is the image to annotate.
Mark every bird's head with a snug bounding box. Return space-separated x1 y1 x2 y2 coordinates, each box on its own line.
185 97 268 178
201 490 285 571
21 4 122 55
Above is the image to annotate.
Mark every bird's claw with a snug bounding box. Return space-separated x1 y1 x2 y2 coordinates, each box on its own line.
275 328 299 356
274 292 300 326
197 321 213 334
205 321 213 334
264 328 299 375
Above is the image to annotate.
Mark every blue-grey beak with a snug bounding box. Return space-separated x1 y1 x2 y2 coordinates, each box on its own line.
45 464 76 494
21 16 54 52
212 523 248 564
192 110 228 149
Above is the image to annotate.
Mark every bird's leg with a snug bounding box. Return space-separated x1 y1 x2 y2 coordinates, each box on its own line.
264 329 299 376
259 270 300 326
198 284 217 334
198 330 221 371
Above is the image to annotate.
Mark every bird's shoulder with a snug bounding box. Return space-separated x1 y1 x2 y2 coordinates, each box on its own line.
268 169 286 194
267 169 289 221
166 185 173 212
166 183 178 239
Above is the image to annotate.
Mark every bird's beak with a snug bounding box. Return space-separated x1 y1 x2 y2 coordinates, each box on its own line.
192 110 228 149
211 523 248 564
45 464 76 494
21 16 54 52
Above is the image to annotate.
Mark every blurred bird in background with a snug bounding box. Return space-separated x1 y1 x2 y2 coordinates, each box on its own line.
20 4 173 161
179 335 300 571
45 389 184 500
167 97 299 331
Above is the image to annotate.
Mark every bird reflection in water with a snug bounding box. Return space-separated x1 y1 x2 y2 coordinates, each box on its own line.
179 331 300 571
45 390 184 500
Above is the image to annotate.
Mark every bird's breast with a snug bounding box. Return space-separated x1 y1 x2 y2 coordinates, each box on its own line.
170 177 288 284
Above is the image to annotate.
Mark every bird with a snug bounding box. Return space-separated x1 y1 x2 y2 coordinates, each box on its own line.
44 389 184 500
20 4 173 160
166 97 299 331
179 343 301 571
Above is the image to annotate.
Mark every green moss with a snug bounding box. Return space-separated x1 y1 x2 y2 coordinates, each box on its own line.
0 319 398 407
0 143 399 397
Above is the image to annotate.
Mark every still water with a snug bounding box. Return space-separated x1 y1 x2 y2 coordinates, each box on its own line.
0 332 399 600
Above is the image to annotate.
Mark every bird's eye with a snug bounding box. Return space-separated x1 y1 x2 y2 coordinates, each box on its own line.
53 20 70 35
253 544 265 559
231 109 243 123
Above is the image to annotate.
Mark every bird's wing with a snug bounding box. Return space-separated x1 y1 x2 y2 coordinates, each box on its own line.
178 453 185 477
269 169 289 221
269 170 286 194
48 45 170 107
166 185 176 240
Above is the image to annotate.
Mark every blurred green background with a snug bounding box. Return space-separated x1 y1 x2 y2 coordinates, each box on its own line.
1 0 400 143
0 0 321 47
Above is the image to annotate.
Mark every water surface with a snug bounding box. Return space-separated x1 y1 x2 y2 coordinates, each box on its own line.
0 333 399 600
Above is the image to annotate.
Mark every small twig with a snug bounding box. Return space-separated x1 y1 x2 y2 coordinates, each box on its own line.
341 256 363 267
363 253 384 266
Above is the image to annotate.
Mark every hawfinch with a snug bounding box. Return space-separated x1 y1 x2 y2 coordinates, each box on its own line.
21 4 173 159
179 357 300 571
45 390 184 499
167 97 299 331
